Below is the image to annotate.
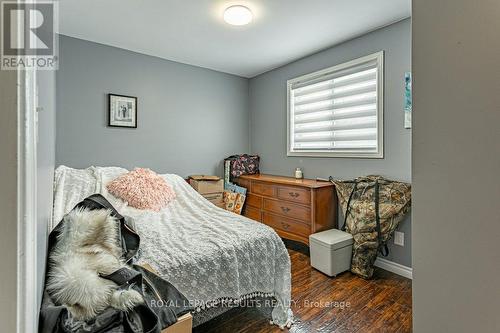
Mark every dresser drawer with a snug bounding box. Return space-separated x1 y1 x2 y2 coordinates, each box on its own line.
277 186 311 205
246 193 262 209
263 213 310 236
252 182 276 197
235 177 250 189
243 206 262 222
263 198 310 222
230 174 337 246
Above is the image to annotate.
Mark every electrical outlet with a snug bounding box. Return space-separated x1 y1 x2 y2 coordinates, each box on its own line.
394 231 404 246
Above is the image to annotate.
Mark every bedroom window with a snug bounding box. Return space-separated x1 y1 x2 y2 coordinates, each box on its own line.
287 51 384 158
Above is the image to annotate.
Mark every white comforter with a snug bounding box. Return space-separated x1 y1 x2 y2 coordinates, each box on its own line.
52 166 293 328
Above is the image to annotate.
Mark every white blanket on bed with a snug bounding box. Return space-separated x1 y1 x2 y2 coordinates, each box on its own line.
52 166 293 328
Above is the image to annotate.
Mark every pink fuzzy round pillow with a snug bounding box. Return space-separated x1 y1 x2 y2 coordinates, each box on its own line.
106 168 176 211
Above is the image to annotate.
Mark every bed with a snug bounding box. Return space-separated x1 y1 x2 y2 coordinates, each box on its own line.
52 166 294 328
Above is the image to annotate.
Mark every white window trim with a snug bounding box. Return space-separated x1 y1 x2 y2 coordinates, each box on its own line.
286 51 384 158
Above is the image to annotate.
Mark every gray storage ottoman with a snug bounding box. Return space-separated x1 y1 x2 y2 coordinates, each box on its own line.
309 229 354 277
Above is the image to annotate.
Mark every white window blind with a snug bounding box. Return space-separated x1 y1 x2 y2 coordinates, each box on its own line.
287 52 384 158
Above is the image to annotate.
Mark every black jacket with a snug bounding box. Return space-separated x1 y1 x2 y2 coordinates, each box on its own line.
39 194 192 333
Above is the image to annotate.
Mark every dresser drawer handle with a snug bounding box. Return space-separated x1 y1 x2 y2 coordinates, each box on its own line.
281 206 291 213
288 192 300 198
281 222 290 230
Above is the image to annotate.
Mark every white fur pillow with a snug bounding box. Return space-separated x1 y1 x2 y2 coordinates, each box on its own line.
47 208 143 320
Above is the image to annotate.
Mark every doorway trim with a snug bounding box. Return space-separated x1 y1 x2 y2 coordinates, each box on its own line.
16 60 38 333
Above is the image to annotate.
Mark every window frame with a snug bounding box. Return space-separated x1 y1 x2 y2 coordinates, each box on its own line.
286 51 384 158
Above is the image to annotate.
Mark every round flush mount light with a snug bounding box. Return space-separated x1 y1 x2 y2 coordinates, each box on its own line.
223 5 253 26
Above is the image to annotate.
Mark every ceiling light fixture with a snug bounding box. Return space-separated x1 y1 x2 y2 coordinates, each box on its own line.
223 5 253 26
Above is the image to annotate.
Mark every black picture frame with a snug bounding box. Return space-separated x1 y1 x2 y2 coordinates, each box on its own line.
108 93 138 128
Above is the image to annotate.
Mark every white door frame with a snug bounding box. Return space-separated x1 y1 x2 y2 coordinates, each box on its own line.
16 30 39 333
17 64 39 333
15 0 46 331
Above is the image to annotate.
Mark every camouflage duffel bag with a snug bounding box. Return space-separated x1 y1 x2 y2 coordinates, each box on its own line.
330 176 411 279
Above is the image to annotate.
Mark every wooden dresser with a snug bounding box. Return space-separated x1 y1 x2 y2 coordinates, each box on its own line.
234 174 337 245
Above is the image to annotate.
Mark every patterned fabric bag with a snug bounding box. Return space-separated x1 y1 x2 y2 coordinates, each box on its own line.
224 154 260 180
330 176 411 279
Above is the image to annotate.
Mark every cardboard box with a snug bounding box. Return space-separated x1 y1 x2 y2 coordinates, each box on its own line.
189 178 224 194
189 175 220 181
163 313 192 333
203 192 224 205
141 264 193 333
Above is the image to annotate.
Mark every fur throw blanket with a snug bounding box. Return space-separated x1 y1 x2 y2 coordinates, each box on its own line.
46 208 144 321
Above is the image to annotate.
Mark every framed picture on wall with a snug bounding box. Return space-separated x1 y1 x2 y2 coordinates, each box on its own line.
108 94 137 128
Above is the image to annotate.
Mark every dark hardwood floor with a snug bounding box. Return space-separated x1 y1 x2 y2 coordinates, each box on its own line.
194 245 412 333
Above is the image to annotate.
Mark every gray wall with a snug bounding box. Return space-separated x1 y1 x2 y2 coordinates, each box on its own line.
249 19 412 267
57 23 412 267
412 1 500 332
56 36 249 176
36 70 56 308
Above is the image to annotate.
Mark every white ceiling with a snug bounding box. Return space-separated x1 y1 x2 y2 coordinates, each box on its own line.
59 0 410 78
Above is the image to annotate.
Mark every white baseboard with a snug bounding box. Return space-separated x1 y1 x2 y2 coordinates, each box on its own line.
374 258 412 279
